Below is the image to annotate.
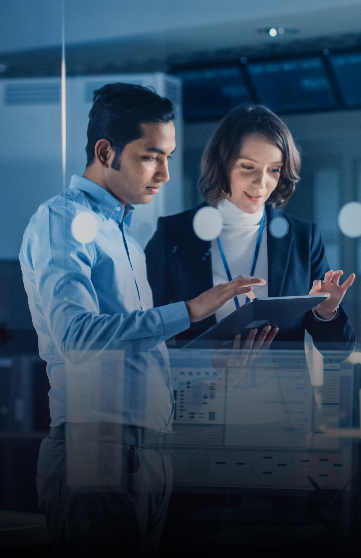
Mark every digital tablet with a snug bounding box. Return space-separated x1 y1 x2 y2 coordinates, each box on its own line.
184 294 328 349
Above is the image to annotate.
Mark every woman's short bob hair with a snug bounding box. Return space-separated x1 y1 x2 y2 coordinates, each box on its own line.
198 103 301 208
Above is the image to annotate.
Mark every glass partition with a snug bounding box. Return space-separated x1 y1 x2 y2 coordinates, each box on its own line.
1 1 361 554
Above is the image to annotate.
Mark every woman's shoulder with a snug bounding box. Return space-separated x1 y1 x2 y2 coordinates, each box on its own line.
158 203 207 229
267 206 318 236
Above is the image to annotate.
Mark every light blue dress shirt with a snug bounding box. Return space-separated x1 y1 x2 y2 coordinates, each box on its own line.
19 175 190 430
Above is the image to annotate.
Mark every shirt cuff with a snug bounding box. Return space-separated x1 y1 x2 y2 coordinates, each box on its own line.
312 307 339 322
157 301 190 339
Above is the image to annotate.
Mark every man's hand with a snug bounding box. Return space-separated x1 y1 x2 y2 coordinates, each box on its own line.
185 275 266 323
310 270 355 320
211 326 279 390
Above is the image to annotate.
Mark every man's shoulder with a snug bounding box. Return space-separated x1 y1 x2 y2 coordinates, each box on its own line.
25 193 62 229
21 188 96 258
29 188 93 224
19 187 98 266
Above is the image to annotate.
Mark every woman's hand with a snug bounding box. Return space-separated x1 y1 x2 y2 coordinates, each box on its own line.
211 326 278 390
310 270 355 320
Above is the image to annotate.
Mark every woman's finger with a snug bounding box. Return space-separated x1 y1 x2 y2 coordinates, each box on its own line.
249 327 279 363
309 281 321 296
260 327 279 351
242 328 257 351
323 270 334 283
340 273 356 291
252 326 272 352
332 270 343 286
234 328 256 366
232 333 242 350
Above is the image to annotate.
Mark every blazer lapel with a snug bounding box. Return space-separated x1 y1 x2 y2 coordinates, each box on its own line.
267 206 293 297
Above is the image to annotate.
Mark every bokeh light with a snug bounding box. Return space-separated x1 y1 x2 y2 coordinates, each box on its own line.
193 207 223 241
71 212 98 243
338 202 361 238
347 351 361 365
269 215 289 238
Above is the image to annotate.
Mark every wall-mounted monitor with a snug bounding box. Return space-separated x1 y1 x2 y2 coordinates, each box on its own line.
174 66 252 121
329 52 361 108
247 57 338 113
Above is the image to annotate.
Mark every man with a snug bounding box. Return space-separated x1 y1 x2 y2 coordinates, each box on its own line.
19 83 266 556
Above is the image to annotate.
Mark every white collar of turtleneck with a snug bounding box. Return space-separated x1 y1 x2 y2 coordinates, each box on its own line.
217 198 265 226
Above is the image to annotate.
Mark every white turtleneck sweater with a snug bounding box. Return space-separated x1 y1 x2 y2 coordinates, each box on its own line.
212 198 268 322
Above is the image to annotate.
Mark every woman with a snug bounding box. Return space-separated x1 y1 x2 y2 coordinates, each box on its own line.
145 104 355 350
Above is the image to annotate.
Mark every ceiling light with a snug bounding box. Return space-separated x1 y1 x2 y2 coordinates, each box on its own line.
257 27 299 36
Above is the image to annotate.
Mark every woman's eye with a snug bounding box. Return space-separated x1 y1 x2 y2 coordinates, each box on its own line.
143 156 157 161
270 168 281 174
241 165 253 170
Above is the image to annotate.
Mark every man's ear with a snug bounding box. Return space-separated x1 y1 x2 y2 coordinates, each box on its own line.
94 139 112 167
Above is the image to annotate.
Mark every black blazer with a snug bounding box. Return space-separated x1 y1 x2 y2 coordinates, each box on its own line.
145 204 355 351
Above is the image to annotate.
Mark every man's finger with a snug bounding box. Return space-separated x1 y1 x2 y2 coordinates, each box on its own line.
186 276 266 323
229 274 266 301
232 275 266 287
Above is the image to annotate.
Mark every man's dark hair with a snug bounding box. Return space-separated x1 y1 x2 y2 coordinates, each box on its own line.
199 103 301 208
85 82 175 168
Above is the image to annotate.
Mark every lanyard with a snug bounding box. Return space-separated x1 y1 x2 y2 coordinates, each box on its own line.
120 220 143 311
216 207 266 309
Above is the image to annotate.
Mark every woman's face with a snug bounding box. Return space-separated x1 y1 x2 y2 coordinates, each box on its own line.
228 132 283 214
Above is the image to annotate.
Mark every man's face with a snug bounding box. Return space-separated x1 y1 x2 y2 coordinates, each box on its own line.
103 121 176 206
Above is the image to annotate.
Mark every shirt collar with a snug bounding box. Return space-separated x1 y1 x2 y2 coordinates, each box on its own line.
69 174 134 226
217 198 265 227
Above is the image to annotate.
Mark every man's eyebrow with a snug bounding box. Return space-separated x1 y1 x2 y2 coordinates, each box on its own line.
146 147 176 155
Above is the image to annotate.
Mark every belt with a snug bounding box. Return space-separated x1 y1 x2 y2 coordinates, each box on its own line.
49 423 174 453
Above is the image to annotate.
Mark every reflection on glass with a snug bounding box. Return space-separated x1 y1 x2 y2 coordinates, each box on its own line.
193 206 223 240
71 212 98 243
269 215 289 239
338 202 361 238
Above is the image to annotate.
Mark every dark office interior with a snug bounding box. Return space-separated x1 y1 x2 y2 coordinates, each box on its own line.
2 0 361 555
